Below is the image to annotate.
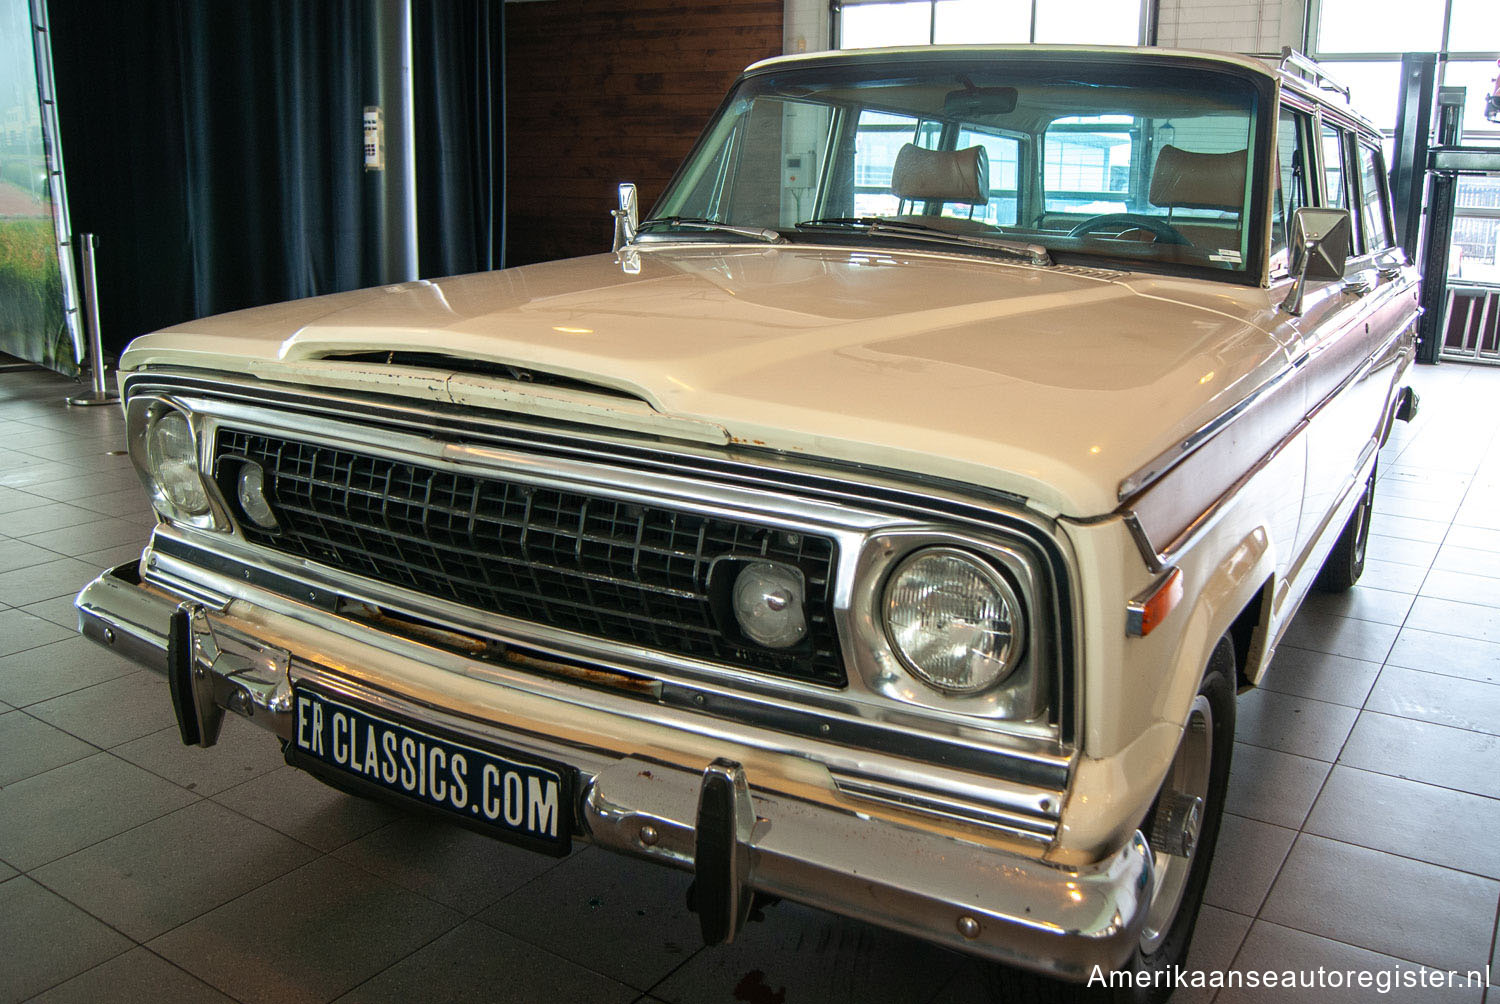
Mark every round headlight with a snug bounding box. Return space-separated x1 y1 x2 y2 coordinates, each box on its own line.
144 409 209 515
731 561 807 649
883 548 1023 694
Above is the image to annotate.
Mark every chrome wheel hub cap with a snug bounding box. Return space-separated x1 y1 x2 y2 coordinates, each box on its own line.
1139 694 1213 954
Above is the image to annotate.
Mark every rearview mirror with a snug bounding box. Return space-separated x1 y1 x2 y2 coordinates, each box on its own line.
1281 207 1352 315
612 183 638 251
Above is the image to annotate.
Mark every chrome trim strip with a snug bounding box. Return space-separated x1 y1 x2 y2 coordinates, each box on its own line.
830 773 1059 845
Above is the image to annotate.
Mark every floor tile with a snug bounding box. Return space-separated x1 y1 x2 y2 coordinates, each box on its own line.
1306 765 1500 880
1362 557 1431 593
73 542 149 570
333 814 564 916
1258 646 1381 707
0 555 102 606
1298 584 1415 626
20 517 148 558
1405 596 1500 644
0 608 74 657
1340 712 1500 799
1386 628 1500 685
1432 546 1500 577
27 670 176 749
1447 525 1500 554
148 855 462 1004
1262 834 1499 973
1220 920 1485 1003
1280 612 1399 664
0 502 113 539
0 485 50 515
1173 905 1254 1004
21 471 142 503
1422 569 1500 609
1204 813 1297 917
1224 742 1332 829
1364 533 1440 567
73 486 153 519
1234 689 1359 762
1370 512 1450 543
26 947 237 1004
1365 666 1500 737
0 536 57 573
333 919 636 1004
0 710 98 785
113 715 285 796
652 897 964 1004
18 594 83 629
480 847 701 991
0 877 132 1003
212 764 400 852
0 752 198 870
0 461 90 489
32 799 319 941
0 635 142 707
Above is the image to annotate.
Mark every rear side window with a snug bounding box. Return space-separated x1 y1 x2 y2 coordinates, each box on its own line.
1357 143 1394 252
1272 106 1312 256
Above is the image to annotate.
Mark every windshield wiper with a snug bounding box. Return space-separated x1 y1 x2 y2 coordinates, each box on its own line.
795 217 1051 266
636 216 783 244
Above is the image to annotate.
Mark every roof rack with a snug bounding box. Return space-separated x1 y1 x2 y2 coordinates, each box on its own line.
1245 46 1351 102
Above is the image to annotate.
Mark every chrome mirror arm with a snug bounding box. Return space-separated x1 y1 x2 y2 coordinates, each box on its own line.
612 183 639 251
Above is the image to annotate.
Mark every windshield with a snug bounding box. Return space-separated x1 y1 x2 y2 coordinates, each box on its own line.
651 56 1265 275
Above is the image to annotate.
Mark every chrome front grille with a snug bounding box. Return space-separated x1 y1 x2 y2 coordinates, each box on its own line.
212 428 846 685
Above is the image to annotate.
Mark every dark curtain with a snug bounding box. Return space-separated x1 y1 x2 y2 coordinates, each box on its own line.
46 0 504 355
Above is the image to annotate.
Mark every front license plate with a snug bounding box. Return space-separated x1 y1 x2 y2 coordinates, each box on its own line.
290 688 572 855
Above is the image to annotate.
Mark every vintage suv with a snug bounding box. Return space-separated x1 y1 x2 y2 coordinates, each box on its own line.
77 45 1419 999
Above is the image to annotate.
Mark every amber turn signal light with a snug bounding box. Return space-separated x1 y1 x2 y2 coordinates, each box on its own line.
1126 567 1183 637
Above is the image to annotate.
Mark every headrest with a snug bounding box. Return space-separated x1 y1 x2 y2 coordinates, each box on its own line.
1149 145 1248 212
891 144 989 205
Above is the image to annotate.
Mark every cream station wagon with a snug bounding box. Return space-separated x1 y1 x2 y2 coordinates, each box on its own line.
77 45 1419 999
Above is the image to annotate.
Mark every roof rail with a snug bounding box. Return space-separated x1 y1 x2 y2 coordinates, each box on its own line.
1245 46 1351 101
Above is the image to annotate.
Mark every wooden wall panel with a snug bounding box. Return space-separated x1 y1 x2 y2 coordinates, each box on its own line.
505 0 784 266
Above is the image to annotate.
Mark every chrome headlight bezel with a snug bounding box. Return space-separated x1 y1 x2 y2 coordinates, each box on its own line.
846 528 1050 724
126 396 222 530
881 546 1026 695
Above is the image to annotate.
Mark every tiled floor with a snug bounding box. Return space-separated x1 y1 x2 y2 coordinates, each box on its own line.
0 361 1498 1003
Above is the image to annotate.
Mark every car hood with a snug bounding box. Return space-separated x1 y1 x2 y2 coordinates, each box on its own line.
123 244 1294 518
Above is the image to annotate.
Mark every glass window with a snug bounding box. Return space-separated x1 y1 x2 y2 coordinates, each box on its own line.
1273 108 1311 254
1452 176 1500 283
932 0 1030 44
840 2 933 48
838 0 1143 48
1441 61 1500 139
1358 144 1393 251
1320 123 1348 208
1448 0 1500 54
853 110 928 217
1315 0 1444 54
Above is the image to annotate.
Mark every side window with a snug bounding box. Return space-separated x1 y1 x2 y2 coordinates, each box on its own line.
1358 143 1394 252
1272 107 1311 256
1319 122 1347 209
954 126 1021 226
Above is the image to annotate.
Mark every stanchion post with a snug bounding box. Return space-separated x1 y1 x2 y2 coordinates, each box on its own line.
66 232 118 407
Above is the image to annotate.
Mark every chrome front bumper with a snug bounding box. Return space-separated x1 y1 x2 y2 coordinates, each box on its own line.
76 561 1153 980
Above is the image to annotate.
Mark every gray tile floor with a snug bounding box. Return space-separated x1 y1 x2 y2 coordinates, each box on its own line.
1 362 1498 1003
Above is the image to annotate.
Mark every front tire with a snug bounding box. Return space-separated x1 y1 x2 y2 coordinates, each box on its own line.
986 636 1236 1003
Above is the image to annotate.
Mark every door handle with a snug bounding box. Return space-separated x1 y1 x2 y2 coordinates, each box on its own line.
1342 278 1372 296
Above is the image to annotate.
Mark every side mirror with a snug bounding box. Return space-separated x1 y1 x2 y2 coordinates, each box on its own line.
1281 207 1352 315
611 183 638 251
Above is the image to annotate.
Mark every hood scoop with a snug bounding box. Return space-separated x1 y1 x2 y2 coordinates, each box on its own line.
245 349 730 447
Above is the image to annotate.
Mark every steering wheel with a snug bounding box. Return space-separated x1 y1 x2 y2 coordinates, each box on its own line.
1067 213 1191 246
